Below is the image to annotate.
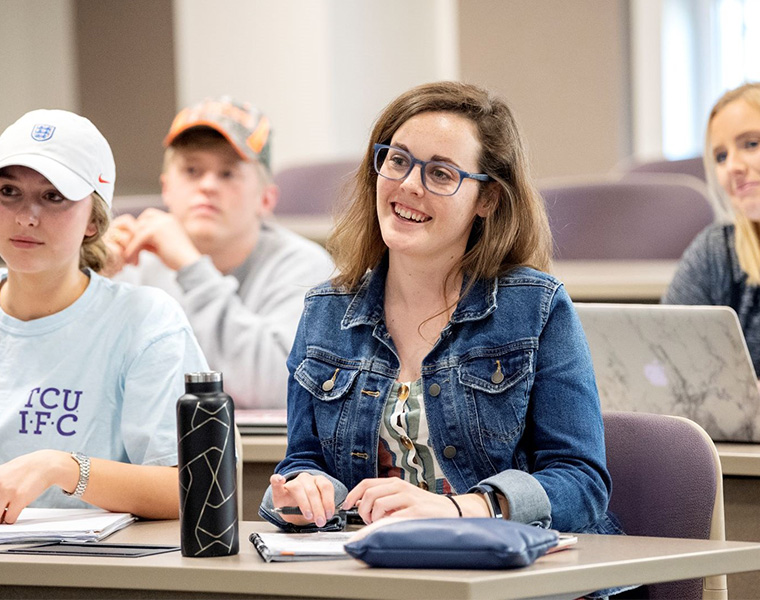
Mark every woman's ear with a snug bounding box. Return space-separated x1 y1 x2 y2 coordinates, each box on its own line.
84 219 98 238
476 183 499 218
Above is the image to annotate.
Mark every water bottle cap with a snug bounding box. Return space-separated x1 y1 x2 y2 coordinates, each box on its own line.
184 372 223 384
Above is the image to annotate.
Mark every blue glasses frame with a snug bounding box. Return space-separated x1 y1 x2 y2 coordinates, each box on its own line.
373 143 492 196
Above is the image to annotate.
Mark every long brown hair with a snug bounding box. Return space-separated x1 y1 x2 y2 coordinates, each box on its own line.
328 81 552 291
704 82 760 283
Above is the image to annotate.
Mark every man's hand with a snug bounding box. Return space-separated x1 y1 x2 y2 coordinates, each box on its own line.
120 208 202 272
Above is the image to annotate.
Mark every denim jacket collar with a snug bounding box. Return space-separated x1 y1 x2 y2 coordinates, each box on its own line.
341 257 498 330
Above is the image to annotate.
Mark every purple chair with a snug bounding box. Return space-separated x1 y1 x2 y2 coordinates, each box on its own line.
273 159 360 217
603 411 727 600
625 156 706 182
541 175 714 260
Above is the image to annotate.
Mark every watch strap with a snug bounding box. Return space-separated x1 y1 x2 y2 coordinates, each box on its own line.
63 452 90 498
471 484 504 519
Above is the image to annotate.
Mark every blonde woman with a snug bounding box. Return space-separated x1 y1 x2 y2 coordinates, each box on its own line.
664 82 760 375
0 110 207 523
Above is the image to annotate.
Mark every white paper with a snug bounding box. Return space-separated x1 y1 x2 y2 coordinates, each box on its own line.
0 508 135 544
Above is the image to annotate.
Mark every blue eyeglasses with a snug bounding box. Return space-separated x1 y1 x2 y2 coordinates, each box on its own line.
373 143 492 197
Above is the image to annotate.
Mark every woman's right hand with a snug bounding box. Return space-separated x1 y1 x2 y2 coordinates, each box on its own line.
0 450 76 524
269 472 336 528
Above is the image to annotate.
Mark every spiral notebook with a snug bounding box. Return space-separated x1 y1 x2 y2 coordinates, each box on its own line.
250 531 355 562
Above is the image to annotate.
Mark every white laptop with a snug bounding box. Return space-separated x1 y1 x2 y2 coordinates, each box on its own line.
575 303 760 443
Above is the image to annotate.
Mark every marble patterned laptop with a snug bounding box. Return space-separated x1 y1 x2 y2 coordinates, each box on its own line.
575 303 760 442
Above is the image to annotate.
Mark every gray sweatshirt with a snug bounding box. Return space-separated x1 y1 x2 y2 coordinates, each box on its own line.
116 221 334 408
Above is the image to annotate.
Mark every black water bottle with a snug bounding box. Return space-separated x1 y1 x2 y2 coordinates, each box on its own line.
177 371 239 557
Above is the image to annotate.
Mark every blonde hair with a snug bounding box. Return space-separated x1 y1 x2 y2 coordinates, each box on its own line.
328 81 552 292
704 82 760 284
80 193 111 272
163 127 272 185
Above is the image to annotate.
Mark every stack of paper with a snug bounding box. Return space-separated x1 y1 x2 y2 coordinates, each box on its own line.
0 508 135 544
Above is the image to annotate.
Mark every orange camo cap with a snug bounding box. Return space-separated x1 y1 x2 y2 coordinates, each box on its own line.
164 97 271 170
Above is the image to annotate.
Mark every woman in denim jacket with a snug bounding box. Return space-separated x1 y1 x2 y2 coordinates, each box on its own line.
260 82 618 537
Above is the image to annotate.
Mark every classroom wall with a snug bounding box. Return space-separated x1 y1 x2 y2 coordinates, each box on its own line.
75 0 176 195
173 0 458 174
0 0 634 193
459 0 632 180
0 0 79 127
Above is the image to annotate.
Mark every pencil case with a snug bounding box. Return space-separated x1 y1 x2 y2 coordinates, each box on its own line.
344 518 558 569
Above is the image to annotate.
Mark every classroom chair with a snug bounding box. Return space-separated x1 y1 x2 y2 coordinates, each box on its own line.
623 156 706 182
603 411 727 600
273 159 360 216
541 175 714 260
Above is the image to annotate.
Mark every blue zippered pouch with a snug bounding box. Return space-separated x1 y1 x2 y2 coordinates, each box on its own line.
344 518 559 569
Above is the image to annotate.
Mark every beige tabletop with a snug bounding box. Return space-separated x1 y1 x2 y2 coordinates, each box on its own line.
274 214 678 303
244 436 760 478
551 259 677 302
716 442 760 477
1 520 759 600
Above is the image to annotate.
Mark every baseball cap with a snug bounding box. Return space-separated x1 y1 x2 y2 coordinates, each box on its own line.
164 97 272 170
0 109 115 207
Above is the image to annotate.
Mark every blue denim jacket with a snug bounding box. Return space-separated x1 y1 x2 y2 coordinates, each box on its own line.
260 263 620 537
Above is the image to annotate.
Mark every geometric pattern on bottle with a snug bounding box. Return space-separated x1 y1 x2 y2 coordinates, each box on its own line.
178 400 239 557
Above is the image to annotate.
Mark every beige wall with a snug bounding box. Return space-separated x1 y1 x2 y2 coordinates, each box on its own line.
0 0 78 127
459 0 632 180
75 0 176 195
0 1 633 191
173 0 458 174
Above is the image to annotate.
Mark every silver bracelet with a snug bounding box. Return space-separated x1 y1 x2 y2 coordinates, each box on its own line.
63 452 90 498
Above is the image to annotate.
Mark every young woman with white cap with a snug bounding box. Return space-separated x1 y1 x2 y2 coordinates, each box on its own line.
0 109 208 523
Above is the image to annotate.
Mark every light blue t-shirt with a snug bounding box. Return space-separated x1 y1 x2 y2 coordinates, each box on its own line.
0 269 208 507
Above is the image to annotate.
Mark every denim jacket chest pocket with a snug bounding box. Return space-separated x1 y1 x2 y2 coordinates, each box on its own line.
294 352 362 452
456 340 536 453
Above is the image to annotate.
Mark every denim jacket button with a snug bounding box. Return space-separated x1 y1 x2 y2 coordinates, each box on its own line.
491 370 505 384
443 445 457 459
428 383 441 397
321 379 335 392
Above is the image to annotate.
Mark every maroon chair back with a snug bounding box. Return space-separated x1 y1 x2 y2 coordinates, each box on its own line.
626 156 706 182
273 159 360 216
604 411 719 599
542 176 714 260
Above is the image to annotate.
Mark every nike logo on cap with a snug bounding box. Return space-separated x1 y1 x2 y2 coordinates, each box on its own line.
98 174 111 184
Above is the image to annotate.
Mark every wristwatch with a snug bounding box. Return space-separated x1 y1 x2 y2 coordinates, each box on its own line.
63 452 91 498
471 484 504 519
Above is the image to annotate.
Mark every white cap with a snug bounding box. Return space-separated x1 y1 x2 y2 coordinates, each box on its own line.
0 109 115 207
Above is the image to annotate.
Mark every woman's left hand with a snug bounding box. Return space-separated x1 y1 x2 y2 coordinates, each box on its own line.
343 478 487 524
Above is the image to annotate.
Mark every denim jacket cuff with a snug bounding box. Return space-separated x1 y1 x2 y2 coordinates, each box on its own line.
470 470 552 528
258 469 349 532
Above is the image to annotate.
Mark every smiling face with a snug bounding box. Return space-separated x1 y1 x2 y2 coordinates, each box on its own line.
0 165 95 276
709 99 760 221
376 111 489 263
161 142 274 254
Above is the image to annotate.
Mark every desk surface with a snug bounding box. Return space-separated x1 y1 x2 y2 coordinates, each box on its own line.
2 520 759 600
277 215 678 303
716 442 760 477
551 259 677 301
243 437 760 478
